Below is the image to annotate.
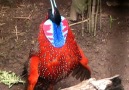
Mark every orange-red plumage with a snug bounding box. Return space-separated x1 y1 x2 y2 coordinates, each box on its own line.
26 1 91 90
38 22 82 80
27 20 91 90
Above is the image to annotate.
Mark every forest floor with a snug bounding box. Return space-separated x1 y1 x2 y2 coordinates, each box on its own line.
0 0 129 90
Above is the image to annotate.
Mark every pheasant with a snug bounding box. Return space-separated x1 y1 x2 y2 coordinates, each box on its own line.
26 0 91 90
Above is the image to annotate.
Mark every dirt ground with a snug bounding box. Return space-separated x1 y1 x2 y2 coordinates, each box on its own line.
0 0 129 90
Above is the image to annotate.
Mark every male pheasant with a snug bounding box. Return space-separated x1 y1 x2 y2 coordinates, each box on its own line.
27 0 91 90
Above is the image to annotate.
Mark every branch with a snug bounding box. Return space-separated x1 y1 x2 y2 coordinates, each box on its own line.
13 17 31 20
13 10 33 20
69 19 89 26
0 23 5 26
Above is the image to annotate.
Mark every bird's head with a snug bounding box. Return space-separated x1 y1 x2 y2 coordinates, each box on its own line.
48 0 61 26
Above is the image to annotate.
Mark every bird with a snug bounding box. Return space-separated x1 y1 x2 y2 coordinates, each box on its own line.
26 0 91 90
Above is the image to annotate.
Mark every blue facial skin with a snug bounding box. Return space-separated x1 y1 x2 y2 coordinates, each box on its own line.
52 22 65 48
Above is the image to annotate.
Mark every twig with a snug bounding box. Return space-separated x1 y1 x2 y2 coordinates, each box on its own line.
69 19 88 26
13 17 31 20
81 12 85 36
12 26 25 42
0 23 5 26
94 0 99 36
13 25 24 41
15 25 18 41
13 10 33 20
109 15 117 28
105 75 119 80
91 0 96 33
99 0 102 30
88 0 92 33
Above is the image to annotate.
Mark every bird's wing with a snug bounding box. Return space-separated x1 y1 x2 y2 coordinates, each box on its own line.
72 63 91 81
72 46 91 81
22 41 39 77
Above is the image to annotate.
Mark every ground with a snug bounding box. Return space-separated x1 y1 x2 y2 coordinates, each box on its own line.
0 0 129 90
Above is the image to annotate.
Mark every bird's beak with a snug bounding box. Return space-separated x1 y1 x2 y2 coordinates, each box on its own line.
50 0 57 16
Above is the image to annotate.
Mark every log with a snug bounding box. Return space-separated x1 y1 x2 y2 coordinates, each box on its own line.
61 75 124 90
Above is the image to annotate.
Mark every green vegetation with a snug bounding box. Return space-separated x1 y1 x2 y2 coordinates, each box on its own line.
0 70 25 88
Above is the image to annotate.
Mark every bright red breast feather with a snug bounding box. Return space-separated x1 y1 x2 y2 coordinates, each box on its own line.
38 22 81 82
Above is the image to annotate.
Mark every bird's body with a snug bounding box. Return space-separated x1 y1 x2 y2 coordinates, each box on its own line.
38 17 82 83
26 0 91 90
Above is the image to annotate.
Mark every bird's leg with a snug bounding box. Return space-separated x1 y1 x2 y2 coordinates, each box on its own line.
27 56 40 90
